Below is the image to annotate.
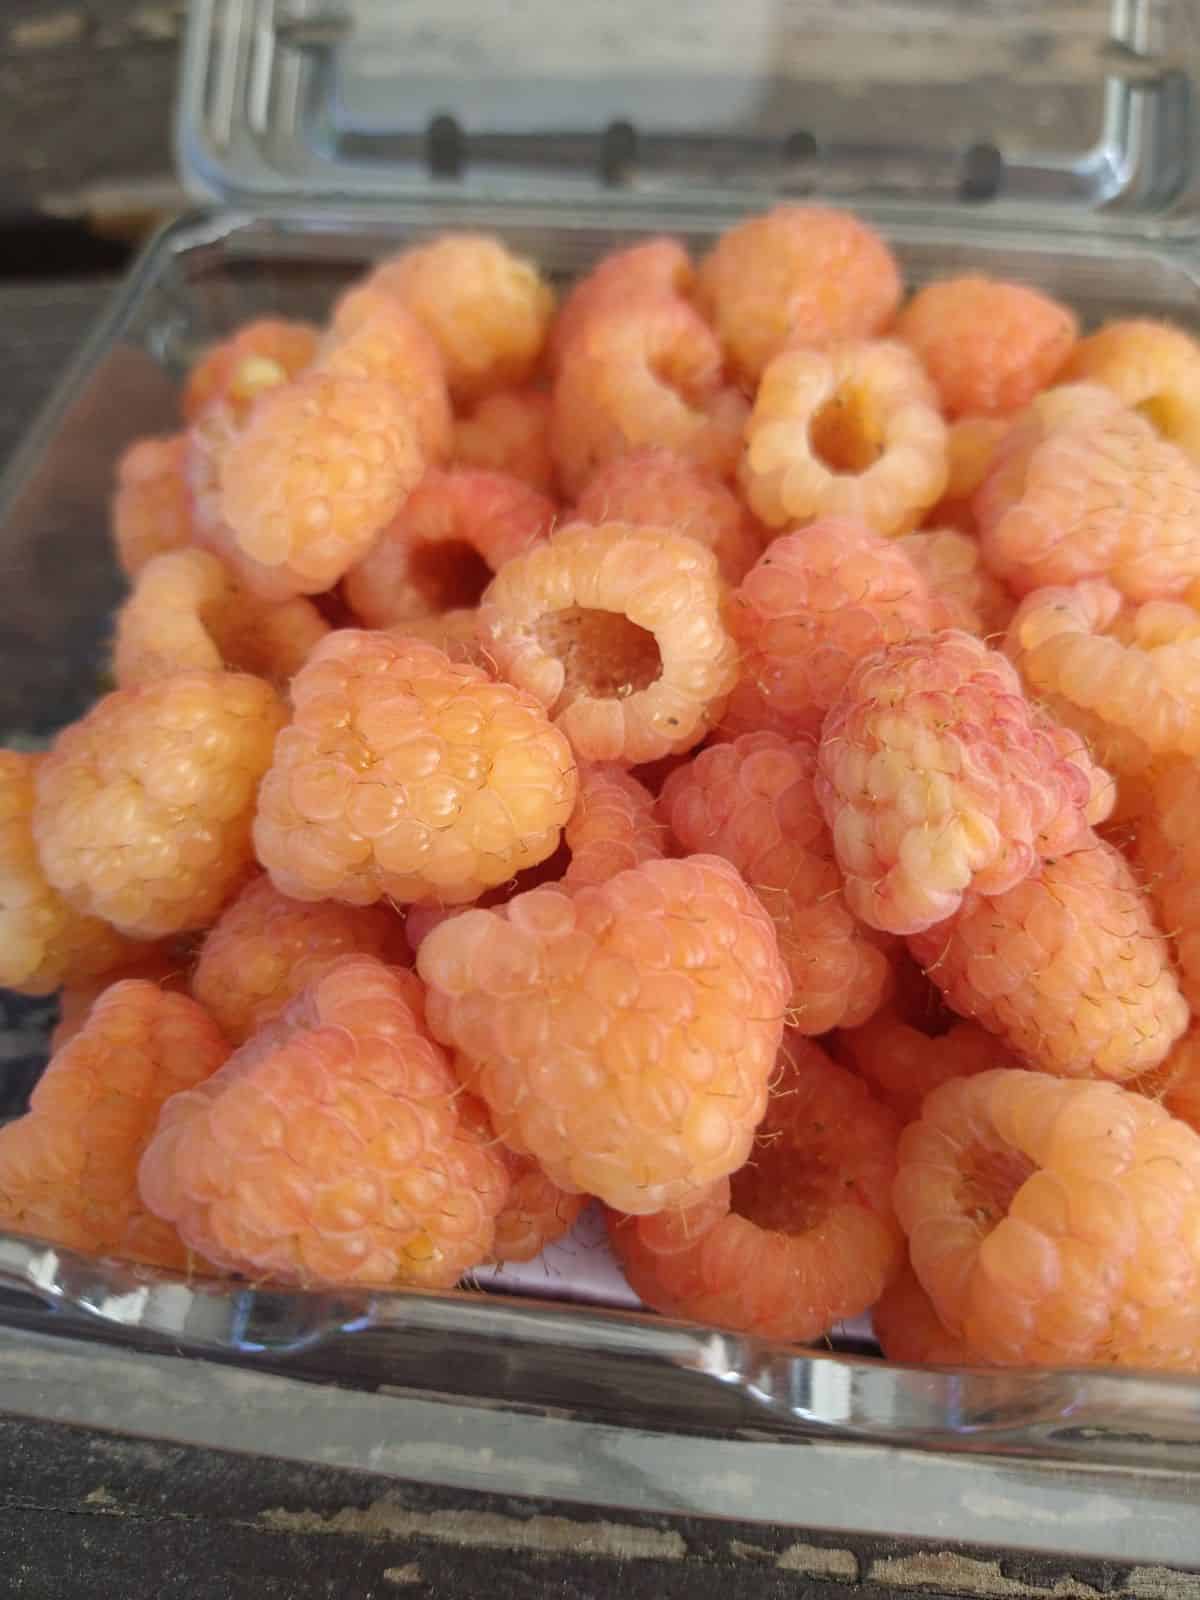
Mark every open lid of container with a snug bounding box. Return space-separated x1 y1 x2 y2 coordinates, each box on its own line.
180 1 1200 231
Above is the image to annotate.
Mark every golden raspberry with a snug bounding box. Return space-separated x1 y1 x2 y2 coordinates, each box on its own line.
480 521 738 764
0 751 137 995
740 341 947 534
34 671 285 938
366 234 555 401
113 548 327 691
0 980 228 1269
696 205 902 384
253 631 577 907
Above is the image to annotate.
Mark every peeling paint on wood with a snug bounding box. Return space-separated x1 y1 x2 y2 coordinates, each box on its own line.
259 1500 688 1562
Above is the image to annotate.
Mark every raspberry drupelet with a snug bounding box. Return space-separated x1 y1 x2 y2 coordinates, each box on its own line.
836 1008 1018 1127
34 671 285 939
319 285 453 466
113 548 328 691
549 237 695 372
0 980 229 1269
1004 580 1200 781
550 300 748 498
607 1036 904 1341
975 383 1200 601
873 1265 970 1365
815 631 1107 936
894 1069 1200 1369
111 434 196 578
253 631 578 907
739 341 948 535
895 276 1077 418
563 763 666 889
575 449 765 585
897 528 1015 639
1136 757 1200 1012
1061 319 1200 461
191 874 409 1044
660 733 891 1035
182 318 319 425
416 855 791 1215
0 751 137 995
218 373 425 597
909 836 1188 1082
139 958 509 1288
718 519 934 742
695 205 902 384
365 234 555 401
479 521 739 764
452 387 555 495
343 467 556 628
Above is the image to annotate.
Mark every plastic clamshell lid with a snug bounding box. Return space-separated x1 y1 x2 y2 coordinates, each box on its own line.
179 0 1200 227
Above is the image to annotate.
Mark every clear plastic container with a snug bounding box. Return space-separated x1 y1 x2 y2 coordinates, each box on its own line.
4 0 1200 1564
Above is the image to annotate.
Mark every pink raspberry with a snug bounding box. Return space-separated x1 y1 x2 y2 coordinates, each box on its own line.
816 632 1105 935
897 529 1015 639
0 751 138 996
452 387 555 495
218 373 424 597
480 521 738 765
739 341 948 534
894 1069 1200 1368
909 837 1188 1081
183 318 319 425
575 449 764 585
34 671 285 939
895 276 1077 418
718 519 934 742
550 300 747 499
837 1008 1018 1127
696 205 902 384
873 1265 970 1366
343 467 555 627
607 1036 903 1341
112 548 328 691
661 733 891 1035
1061 318 1200 461
139 958 508 1288
563 763 666 890
365 234 555 401
1136 757 1200 1012
110 434 196 578
192 874 409 1044
975 383 1200 601
1004 581 1200 784
319 285 453 466
0 980 228 1269
549 238 694 372
416 855 791 1214
1157 1031 1200 1136
253 631 577 907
